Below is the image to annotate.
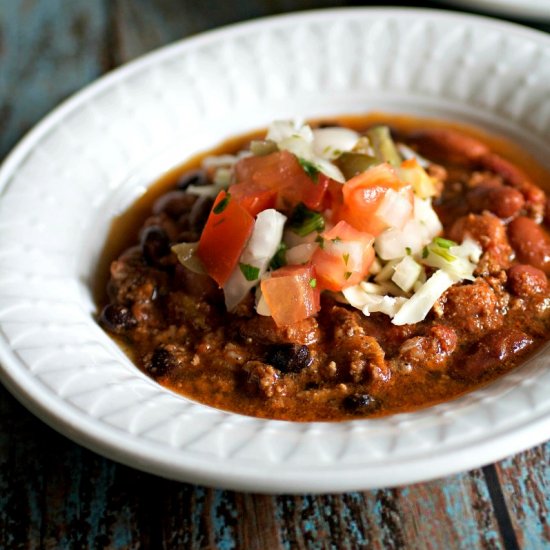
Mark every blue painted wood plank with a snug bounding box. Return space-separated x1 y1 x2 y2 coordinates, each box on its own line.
496 443 550 549
111 0 349 64
0 0 108 160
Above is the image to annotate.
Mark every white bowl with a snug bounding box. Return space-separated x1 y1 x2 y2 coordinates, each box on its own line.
1 8 550 493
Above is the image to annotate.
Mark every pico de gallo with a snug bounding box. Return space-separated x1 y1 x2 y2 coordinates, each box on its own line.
172 120 482 328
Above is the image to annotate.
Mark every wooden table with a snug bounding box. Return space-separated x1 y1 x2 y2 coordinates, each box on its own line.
0 2 548 548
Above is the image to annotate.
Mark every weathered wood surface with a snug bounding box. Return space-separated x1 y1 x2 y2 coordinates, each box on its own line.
0 1 548 548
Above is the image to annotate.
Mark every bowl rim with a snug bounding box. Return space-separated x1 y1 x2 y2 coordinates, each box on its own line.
1 7 550 493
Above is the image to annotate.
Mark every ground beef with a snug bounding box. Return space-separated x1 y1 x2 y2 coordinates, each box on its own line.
439 279 505 336
507 265 547 297
448 212 512 275
234 316 320 345
396 325 457 372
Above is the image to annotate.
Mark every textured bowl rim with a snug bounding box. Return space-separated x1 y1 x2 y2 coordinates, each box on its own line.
1 7 550 493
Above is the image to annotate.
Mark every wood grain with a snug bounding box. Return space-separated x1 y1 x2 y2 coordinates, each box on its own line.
0 1 549 549
496 444 550 550
0 0 108 159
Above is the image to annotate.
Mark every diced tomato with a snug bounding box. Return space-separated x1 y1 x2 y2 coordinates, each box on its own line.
234 151 330 212
197 190 254 287
301 172 330 211
322 176 344 212
334 163 413 236
311 221 374 291
261 264 320 326
228 181 277 217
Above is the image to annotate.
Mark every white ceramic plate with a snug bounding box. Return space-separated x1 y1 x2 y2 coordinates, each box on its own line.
1 8 550 494
440 0 550 20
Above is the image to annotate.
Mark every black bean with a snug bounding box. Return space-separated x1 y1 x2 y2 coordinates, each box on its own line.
152 190 197 219
175 169 209 191
342 393 379 414
140 225 171 267
265 344 313 374
98 304 136 333
146 347 177 378
189 195 214 233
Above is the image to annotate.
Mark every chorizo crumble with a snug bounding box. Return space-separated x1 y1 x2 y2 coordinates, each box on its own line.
97 114 550 421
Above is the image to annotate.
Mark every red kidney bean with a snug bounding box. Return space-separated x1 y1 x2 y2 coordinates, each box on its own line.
457 328 533 379
508 216 550 274
409 128 489 164
478 153 545 218
507 264 547 297
466 185 525 219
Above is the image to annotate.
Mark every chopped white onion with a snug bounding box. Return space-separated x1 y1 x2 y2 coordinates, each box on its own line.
422 238 480 282
224 209 286 311
400 219 429 254
375 228 408 261
266 119 311 143
342 285 406 318
312 127 360 159
213 167 232 186
255 288 271 316
313 158 345 183
278 135 313 159
286 243 318 265
375 198 441 259
450 237 482 264
266 120 346 182
414 197 443 238
324 239 369 272
362 295 407 317
374 259 399 283
392 255 422 292
359 281 385 295
202 154 239 168
375 189 414 230
392 270 455 326
378 280 409 297
369 257 382 275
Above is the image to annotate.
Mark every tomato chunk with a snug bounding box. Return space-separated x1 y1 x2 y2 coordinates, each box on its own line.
197 191 254 286
228 181 277 217
311 221 374 291
234 151 330 212
261 264 320 326
335 163 413 236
